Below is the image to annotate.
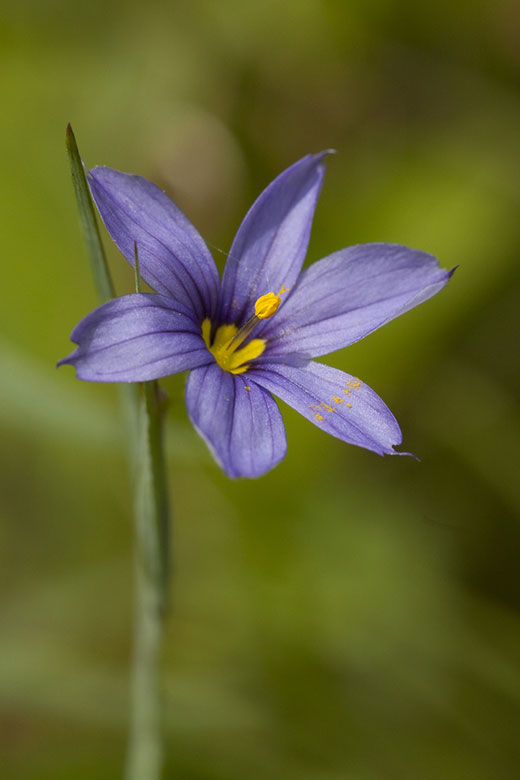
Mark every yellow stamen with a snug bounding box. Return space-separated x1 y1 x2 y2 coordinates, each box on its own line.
254 286 289 319
202 318 265 374
201 286 287 374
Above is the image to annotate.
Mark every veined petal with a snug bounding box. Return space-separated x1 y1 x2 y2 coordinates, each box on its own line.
59 293 212 382
88 166 220 320
261 243 453 358
249 361 403 456
185 363 287 478
218 152 329 326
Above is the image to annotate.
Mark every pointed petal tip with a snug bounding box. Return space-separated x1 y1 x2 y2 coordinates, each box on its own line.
391 448 420 461
57 351 82 375
311 149 336 168
57 353 83 380
56 353 74 369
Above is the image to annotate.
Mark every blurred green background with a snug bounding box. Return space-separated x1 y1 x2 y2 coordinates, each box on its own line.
1 1 519 777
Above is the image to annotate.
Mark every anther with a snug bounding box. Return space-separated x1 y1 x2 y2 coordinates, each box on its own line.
254 286 288 319
227 285 288 350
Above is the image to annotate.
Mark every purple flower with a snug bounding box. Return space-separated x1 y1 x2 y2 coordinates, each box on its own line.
60 152 453 478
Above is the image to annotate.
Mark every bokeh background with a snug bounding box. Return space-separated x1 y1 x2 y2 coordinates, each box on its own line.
1 1 520 777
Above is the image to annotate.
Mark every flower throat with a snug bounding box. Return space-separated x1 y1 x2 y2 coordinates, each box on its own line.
202 287 288 374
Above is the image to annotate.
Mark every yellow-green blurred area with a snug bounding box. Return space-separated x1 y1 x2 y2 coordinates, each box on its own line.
1 0 520 777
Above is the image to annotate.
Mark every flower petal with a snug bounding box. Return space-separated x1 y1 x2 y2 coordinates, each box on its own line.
261 243 453 358
59 293 212 382
185 363 287 478
218 152 329 326
248 361 403 456
88 166 220 320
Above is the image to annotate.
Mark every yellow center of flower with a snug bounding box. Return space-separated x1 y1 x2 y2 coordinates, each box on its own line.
202 287 288 374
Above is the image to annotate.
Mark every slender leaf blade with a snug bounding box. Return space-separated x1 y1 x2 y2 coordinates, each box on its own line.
65 124 115 303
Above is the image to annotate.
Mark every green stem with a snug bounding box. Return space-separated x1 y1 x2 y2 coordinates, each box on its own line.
66 125 170 780
126 382 169 780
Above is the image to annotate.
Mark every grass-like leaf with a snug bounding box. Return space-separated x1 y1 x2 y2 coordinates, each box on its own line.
65 124 115 303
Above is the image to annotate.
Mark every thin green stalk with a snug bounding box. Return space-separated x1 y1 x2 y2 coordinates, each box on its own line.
66 125 170 780
126 381 169 778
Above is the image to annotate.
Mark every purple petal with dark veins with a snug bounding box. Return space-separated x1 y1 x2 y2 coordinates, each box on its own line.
59 293 212 382
261 243 453 358
185 363 287 478
249 361 403 456
218 152 329 326
88 166 220 320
